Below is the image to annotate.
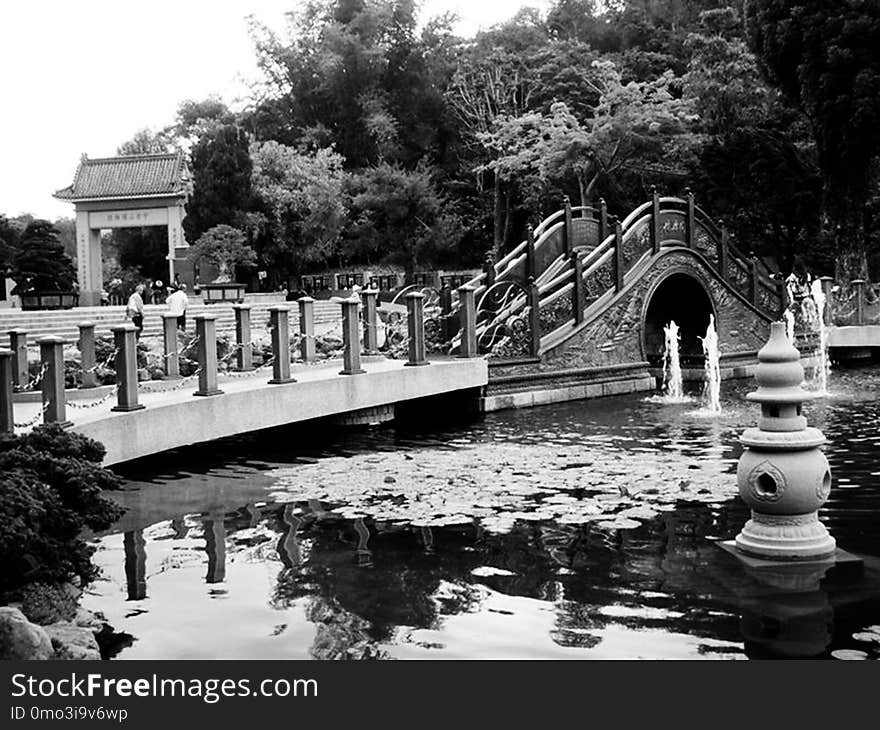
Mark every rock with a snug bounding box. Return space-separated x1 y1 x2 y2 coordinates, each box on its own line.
137 368 151 382
384 476 396 484
0 607 53 660
73 607 106 631
45 622 101 661
20 582 82 625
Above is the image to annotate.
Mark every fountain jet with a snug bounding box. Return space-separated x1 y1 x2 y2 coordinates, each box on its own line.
809 278 830 394
700 315 722 413
662 320 684 400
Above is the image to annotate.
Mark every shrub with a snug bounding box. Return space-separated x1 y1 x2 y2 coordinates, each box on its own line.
0 425 124 597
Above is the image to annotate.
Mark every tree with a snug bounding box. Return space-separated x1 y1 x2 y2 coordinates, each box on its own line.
0 215 20 273
183 124 254 243
10 220 76 293
0 425 123 595
116 128 172 155
108 227 169 283
250 141 349 278
479 61 696 212
745 0 880 279
682 7 822 273
346 163 461 274
188 225 257 283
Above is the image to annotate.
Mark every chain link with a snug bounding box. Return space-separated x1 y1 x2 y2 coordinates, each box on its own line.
14 401 50 429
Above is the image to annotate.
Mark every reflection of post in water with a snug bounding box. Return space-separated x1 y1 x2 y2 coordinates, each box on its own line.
738 563 834 659
203 516 227 584
354 517 372 567
245 503 261 528
123 530 147 601
278 505 302 570
420 526 434 554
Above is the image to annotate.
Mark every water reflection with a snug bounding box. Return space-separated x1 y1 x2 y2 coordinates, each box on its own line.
84 367 880 660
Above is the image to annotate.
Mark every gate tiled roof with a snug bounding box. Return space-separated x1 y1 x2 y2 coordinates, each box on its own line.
54 152 190 201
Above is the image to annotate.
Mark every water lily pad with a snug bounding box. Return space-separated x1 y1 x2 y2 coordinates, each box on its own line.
831 649 869 660
471 566 516 577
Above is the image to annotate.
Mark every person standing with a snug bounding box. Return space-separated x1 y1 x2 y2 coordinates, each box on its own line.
126 284 146 339
166 283 188 330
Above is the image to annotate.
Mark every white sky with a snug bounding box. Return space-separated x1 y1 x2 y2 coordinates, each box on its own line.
0 1 552 220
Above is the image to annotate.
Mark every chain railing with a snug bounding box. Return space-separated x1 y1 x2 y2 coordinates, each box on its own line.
2 287 482 434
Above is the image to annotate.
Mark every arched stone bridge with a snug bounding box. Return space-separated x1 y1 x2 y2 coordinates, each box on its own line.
450 192 785 409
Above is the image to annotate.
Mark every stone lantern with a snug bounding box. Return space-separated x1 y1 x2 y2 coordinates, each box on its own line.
734 321 836 559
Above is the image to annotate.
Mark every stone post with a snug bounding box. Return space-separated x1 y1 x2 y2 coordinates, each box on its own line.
563 195 573 256
268 305 294 384
111 323 144 412
527 278 541 358
439 285 454 343
193 313 223 397
571 250 585 325
123 531 147 601
483 255 496 288
233 304 253 372
457 285 477 358
651 187 661 255
162 313 181 380
38 336 71 427
820 276 834 325
339 298 365 375
8 329 28 391
749 258 759 306
405 291 429 367
0 349 13 434
685 187 696 249
526 224 536 281
298 297 316 363
614 218 624 292
734 322 835 559
598 198 608 245
78 321 98 389
362 289 380 354
717 220 728 278
851 279 866 325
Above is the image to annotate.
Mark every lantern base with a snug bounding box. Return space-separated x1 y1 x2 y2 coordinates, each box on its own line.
734 511 836 560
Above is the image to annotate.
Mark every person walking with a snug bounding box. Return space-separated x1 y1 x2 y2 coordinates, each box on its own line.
126 284 146 339
166 283 188 330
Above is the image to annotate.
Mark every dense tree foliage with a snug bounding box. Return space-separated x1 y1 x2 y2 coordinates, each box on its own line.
183 124 254 244
745 0 880 279
10 220 76 293
250 141 348 279
108 0 880 281
0 425 123 595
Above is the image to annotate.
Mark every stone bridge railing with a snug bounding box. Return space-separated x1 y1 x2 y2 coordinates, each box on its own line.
0 288 483 434
445 189 784 359
826 278 880 327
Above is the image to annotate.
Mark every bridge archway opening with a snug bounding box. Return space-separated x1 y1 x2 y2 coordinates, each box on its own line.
644 272 714 367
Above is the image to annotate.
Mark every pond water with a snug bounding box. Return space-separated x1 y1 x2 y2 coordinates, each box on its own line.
83 367 880 660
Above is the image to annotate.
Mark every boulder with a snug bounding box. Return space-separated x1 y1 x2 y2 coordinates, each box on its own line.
45 622 101 661
0 607 53 660
20 581 82 624
73 607 106 631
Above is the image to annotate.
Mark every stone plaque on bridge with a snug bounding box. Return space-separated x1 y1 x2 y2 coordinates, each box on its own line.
657 211 687 245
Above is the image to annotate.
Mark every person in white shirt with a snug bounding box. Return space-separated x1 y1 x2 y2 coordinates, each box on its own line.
126 284 146 339
166 283 188 330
